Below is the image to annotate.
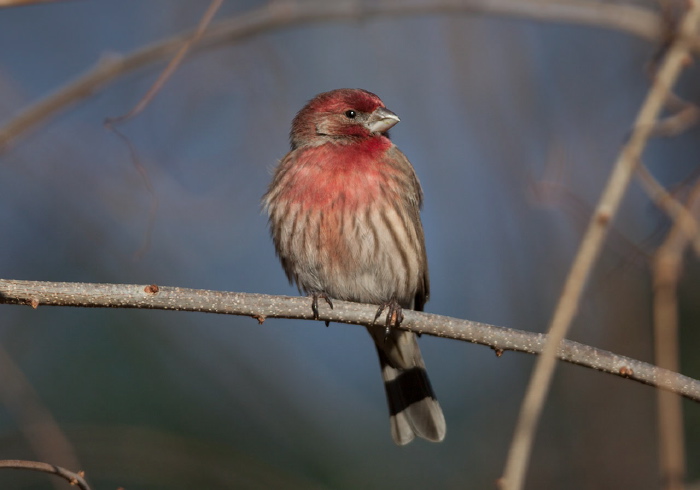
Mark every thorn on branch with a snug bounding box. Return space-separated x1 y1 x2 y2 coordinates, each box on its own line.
144 284 160 294
252 314 266 324
494 348 504 357
30 299 39 309
619 366 634 377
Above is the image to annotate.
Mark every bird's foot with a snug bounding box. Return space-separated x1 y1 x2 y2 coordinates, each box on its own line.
374 299 404 339
311 292 334 326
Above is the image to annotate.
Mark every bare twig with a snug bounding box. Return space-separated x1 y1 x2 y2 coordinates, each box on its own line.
0 0 664 151
0 346 82 486
500 3 700 489
636 164 700 256
102 0 223 259
639 43 700 489
531 179 651 269
0 278 699 402
0 459 91 490
105 0 223 124
653 179 700 490
106 125 159 260
653 101 700 137
0 0 68 6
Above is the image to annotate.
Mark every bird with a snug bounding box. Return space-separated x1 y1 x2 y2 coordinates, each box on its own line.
263 88 445 445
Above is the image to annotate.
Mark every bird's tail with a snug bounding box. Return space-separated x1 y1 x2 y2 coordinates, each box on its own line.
368 327 446 445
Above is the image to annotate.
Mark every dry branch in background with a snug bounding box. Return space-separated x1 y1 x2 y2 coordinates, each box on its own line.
103 0 223 260
0 346 82 479
637 164 700 256
653 180 700 490
0 459 91 490
0 0 667 152
500 2 700 488
0 0 62 6
104 0 223 125
1 278 700 401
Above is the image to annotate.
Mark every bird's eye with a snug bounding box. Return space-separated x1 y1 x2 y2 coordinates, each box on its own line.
344 110 356 119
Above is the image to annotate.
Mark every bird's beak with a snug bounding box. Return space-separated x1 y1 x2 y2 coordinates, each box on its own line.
366 107 400 134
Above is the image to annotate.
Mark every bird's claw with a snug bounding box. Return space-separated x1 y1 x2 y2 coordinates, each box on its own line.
311 292 334 326
374 299 404 340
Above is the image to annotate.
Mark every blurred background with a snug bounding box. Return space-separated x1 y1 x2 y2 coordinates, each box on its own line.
1 0 700 488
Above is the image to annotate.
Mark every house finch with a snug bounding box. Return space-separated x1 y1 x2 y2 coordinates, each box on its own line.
263 89 445 445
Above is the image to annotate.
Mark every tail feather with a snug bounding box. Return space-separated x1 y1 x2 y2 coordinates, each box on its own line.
370 327 446 445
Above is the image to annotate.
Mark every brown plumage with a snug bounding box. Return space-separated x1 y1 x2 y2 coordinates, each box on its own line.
263 89 445 445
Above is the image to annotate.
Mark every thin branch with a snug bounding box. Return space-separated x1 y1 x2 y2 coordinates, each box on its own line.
636 164 700 256
500 3 700 489
653 179 700 489
105 125 159 260
0 346 83 484
0 0 70 6
0 0 665 151
101 0 223 260
0 459 91 490
652 95 700 137
105 0 223 124
0 278 699 402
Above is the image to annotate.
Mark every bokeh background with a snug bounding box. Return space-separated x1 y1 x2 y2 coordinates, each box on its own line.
1 1 700 488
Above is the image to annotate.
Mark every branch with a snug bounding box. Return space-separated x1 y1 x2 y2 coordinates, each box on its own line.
0 344 83 479
652 178 700 489
1 278 699 401
0 0 665 150
500 2 700 488
637 163 700 256
104 0 224 125
0 459 91 490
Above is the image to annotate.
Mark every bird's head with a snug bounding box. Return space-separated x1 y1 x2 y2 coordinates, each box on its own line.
290 88 400 149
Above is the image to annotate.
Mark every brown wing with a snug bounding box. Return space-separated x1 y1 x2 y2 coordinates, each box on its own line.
383 146 430 311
